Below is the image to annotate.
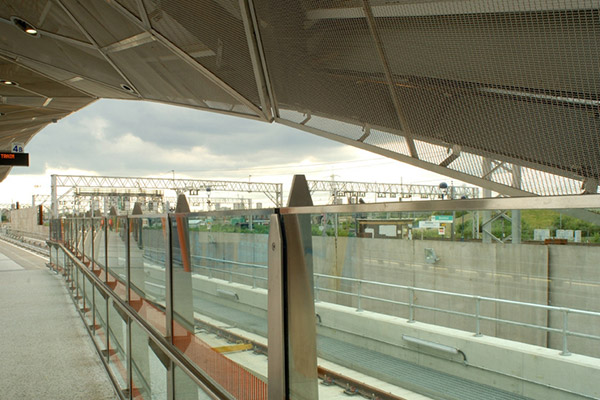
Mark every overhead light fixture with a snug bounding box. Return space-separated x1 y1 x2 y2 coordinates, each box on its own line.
120 84 135 93
0 80 18 86
11 17 39 37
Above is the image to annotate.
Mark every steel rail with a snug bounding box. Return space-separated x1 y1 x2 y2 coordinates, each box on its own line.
155 254 600 353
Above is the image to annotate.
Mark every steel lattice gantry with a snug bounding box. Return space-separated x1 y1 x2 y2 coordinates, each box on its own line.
0 1 598 197
50 174 283 216
307 179 479 201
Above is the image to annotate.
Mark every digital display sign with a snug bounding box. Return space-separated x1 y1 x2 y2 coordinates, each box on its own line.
0 152 29 166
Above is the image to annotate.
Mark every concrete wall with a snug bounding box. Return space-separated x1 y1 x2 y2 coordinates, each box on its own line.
105 228 600 356
547 245 600 355
313 237 550 347
8 208 48 239
316 302 600 400
188 273 600 400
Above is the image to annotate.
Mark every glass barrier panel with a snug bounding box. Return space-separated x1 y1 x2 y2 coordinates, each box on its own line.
69 219 74 249
64 220 70 248
174 365 215 400
131 321 167 400
93 218 107 274
84 218 93 264
57 247 64 272
72 219 77 250
171 211 270 399
49 220 56 241
57 219 63 242
108 299 129 391
76 266 84 309
63 220 69 247
129 215 167 336
73 219 78 253
94 285 108 351
106 216 128 299
49 245 56 266
77 219 84 257
293 206 600 398
83 274 94 324
67 256 74 286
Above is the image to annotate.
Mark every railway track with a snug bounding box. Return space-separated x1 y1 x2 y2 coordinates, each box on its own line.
194 317 407 400
0 233 50 257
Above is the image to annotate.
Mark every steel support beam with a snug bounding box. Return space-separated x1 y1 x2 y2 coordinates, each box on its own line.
55 0 142 97
240 0 273 121
361 0 418 158
276 118 535 197
104 0 267 120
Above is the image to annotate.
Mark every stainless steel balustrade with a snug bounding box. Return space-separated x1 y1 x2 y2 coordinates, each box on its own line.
46 192 600 400
49 210 274 400
141 253 600 358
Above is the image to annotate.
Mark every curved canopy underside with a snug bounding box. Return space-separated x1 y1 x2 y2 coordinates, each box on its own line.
0 0 598 196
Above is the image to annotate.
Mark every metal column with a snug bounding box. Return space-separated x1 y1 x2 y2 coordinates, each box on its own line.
277 175 319 400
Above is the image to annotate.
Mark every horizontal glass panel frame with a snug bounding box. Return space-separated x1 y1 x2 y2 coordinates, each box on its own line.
279 194 600 215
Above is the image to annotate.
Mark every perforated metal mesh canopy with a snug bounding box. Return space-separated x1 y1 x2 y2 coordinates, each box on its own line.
0 0 598 196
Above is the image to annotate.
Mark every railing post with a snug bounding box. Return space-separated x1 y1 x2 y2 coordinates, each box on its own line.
278 175 319 399
104 217 108 284
314 275 320 303
475 297 482 337
408 288 415 323
74 219 78 255
560 308 571 356
82 219 86 263
125 218 130 303
105 296 110 364
91 218 95 272
357 280 363 312
229 264 233 283
126 316 133 400
268 213 286 400
81 267 86 312
252 266 256 289
164 214 175 400
92 281 96 335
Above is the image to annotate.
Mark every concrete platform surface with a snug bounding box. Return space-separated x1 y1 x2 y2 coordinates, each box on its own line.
0 240 117 400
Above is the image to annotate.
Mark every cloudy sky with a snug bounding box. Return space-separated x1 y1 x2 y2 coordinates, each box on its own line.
0 99 449 205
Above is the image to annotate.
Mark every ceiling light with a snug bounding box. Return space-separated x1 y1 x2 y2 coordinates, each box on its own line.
11 17 39 37
0 80 18 86
120 84 135 93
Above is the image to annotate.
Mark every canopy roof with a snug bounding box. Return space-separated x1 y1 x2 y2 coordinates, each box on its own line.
0 1 598 195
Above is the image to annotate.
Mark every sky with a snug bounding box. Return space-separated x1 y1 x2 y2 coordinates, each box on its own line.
0 99 452 206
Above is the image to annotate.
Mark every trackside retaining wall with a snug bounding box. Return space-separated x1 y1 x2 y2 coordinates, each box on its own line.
190 274 600 400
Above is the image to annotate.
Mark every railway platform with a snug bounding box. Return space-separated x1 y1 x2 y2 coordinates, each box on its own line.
0 240 117 400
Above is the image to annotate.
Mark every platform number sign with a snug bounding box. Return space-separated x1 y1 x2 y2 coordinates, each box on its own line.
11 143 24 153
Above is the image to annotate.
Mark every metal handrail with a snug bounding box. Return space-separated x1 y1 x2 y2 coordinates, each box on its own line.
152 252 600 356
279 193 600 214
50 193 600 218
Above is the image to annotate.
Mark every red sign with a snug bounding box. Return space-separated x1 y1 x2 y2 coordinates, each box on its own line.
0 152 29 166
